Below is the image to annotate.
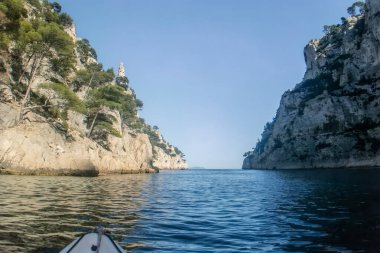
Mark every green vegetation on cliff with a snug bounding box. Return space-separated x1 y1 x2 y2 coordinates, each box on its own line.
0 0 185 159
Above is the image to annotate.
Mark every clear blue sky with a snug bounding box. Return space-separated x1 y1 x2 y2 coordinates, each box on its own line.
58 0 353 169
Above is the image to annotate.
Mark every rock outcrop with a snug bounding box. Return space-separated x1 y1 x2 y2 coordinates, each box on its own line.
243 0 380 169
0 0 187 176
0 102 186 176
152 146 187 170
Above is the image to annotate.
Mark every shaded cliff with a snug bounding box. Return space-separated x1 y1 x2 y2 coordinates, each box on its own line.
243 0 380 169
0 0 187 175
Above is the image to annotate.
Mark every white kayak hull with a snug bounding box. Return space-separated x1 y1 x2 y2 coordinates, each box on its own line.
60 232 126 253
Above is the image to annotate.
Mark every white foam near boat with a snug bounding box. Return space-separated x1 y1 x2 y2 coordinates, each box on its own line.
60 228 126 253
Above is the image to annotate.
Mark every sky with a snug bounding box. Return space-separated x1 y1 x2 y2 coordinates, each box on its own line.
58 0 353 169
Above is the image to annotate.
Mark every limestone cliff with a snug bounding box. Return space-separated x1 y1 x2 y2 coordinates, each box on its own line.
0 103 186 175
0 0 187 176
243 0 380 169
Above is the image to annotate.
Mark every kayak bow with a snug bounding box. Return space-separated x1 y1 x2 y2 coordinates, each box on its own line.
60 228 126 253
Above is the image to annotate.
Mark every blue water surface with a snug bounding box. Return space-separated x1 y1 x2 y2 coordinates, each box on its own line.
0 169 379 252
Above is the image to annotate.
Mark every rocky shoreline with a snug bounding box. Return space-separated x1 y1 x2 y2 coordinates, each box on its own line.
0 102 185 176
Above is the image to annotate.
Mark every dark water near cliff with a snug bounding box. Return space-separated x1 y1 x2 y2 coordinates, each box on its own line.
0 169 380 253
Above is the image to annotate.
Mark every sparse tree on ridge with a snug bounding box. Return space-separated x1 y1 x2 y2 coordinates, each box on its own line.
16 19 74 119
347 1 365 16
58 12 73 27
51 2 62 13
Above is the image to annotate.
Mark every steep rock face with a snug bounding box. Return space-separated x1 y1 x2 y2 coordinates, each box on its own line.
243 0 380 169
152 146 187 170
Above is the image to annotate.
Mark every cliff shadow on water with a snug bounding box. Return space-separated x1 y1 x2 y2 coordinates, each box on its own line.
264 168 380 252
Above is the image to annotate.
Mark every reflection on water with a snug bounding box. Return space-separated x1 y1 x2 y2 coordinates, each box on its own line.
0 169 379 252
0 175 150 252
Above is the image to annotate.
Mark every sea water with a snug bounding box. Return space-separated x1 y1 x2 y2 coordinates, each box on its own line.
0 169 379 252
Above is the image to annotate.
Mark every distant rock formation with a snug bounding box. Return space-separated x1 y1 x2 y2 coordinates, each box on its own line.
243 0 380 169
118 62 126 78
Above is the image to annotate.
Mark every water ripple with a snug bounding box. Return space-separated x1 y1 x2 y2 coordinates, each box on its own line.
0 169 379 252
